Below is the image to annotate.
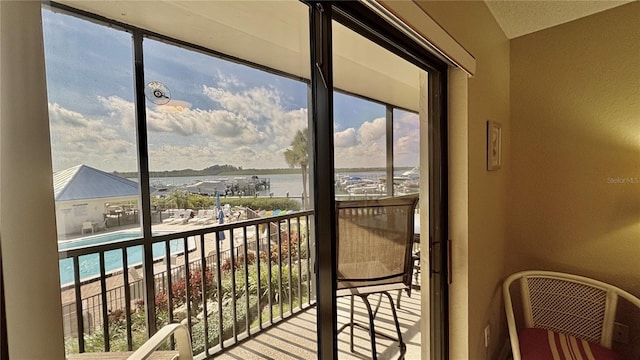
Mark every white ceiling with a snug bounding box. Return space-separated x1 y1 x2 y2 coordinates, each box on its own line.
57 0 422 111
52 0 633 111
485 0 633 39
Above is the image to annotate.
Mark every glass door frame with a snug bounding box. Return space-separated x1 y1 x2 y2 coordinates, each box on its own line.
307 2 449 359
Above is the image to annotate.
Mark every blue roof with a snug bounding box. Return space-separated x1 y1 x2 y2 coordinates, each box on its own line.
53 164 141 201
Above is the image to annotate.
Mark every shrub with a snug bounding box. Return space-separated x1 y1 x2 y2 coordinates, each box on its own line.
260 234 299 265
189 293 261 355
220 252 256 272
171 268 214 310
152 193 301 212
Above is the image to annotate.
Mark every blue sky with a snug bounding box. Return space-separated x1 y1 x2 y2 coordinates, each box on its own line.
42 8 418 173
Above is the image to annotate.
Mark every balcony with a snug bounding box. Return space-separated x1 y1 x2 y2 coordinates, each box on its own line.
60 208 421 359
61 209 313 357
215 290 422 360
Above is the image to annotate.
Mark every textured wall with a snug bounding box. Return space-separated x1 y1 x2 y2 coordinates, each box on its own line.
509 2 640 356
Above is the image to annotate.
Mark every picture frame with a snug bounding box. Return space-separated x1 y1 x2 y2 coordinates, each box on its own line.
487 120 502 171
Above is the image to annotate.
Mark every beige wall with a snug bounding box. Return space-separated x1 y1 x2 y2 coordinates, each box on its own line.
509 1 640 354
414 1 511 359
0 1 66 358
509 1 639 293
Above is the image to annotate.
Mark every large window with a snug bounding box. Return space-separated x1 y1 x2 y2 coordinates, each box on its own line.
41 2 447 359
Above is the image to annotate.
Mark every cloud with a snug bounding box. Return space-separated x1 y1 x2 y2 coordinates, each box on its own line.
49 82 310 171
334 128 357 148
146 107 268 145
359 117 386 144
393 111 419 166
48 103 92 128
48 102 137 172
216 70 243 89
200 84 307 147
203 85 289 124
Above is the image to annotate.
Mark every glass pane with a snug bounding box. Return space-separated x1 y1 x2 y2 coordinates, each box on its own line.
140 2 313 357
332 19 423 358
42 8 141 356
143 38 310 236
333 92 386 199
43 9 141 242
393 109 420 195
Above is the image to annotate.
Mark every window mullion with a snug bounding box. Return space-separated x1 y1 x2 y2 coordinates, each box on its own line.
132 29 156 337
309 2 338 359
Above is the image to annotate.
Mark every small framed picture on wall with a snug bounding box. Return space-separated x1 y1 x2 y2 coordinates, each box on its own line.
487 120 502 171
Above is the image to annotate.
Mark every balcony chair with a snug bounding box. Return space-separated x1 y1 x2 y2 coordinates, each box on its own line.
66 323 192 360
503 270 640 360
336 194 419 360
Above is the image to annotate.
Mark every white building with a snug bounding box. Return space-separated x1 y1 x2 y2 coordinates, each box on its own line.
53 164 140 236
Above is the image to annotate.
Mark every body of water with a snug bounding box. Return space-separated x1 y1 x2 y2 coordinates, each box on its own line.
146 171 394 198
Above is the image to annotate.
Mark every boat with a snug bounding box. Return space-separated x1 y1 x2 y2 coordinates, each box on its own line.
185 180 227 196
344 179 382 194
402 166 420 178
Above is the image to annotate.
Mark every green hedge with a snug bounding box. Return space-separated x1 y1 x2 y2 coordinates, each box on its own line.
152 192 301 211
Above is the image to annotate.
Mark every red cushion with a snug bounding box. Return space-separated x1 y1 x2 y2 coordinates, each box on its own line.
518 328 628 360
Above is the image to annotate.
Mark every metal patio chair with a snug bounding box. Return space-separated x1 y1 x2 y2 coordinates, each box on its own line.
336 194 419 360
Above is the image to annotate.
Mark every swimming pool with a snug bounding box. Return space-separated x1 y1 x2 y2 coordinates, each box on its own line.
58 231 196 286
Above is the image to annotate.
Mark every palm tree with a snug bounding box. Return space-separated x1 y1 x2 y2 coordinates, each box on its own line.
284 129 309 209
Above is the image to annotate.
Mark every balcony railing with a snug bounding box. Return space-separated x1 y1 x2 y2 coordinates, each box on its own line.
59 209 314 357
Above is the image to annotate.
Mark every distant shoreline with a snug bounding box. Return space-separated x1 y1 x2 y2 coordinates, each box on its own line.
113 166 415 179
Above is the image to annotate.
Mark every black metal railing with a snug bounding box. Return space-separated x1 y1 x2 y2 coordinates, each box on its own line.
59 210 314 357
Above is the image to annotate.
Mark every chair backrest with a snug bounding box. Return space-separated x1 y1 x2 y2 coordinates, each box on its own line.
504 270 640 352
335 194 418 290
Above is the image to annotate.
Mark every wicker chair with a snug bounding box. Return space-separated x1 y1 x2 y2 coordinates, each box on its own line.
336 194 419 360
503 270 640 360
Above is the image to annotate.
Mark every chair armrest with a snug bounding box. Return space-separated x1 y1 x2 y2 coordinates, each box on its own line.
127 323 192 360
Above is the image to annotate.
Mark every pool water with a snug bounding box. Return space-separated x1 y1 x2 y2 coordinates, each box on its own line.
58 231 194 286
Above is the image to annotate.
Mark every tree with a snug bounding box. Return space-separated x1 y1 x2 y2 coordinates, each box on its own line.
284 129 309 209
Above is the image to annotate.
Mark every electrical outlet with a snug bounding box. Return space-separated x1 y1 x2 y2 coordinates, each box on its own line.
613 322 629 344
484 324 491 348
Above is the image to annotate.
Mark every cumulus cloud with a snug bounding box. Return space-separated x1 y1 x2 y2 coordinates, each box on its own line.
359 117 386 145
49 103 92 128
49 82 310 171
48 102 136 172
334 128 357 148
393 111 419 166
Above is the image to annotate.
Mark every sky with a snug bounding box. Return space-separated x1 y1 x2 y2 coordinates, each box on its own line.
42 8 419 173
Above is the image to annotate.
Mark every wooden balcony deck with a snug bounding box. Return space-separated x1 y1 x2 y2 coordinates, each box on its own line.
215 289 422 360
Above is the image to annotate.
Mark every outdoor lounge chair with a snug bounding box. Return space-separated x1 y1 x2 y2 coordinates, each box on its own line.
336 194 419 360
503 270 640 360
168 209 192 225
81 221 93 235
162 209 184 224
195 209 215 225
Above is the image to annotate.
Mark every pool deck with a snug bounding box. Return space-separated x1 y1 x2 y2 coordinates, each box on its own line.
59 220 245 305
